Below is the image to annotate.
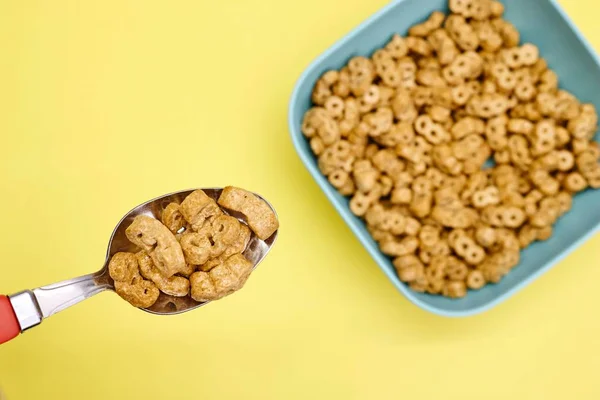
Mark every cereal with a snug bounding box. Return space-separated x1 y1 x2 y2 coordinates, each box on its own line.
108 188 276 308
217 186 279 240
443 280 467 298
301 0 599 299
409 11 445 37
125 215 188 277
161 203 186 234
180 189 224 232
179 232 211 266
190 254 254 302
380 236 419 257
136 251 189 297
466 269 486 290
108 252 160 308
394 254 425 284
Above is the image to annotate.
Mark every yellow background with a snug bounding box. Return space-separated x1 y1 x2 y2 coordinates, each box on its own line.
1 0 599 398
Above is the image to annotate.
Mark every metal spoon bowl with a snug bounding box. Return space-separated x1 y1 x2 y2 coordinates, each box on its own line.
5 188 278 338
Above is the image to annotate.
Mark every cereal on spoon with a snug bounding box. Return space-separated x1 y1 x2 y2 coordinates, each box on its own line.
108 187 279 307
301 0 599 298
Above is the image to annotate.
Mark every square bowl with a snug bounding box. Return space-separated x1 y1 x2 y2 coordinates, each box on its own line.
288 0 600 316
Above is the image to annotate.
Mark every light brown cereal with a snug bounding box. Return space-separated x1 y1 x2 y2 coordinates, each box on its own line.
395 254 426 283
136 251 189 297
564 172 588 193
385 34 410 59
409 11 446 37
443 280 467 298
301 0 599 299
180 189 224 232
161 203 186 234
108 188 274 308
466 269 486 289
475 225 497 248
190 254 254 302
198 216 252 271
126 215 187 277
536 225 553 241
428 29 460 66
472 186 500 208
108 252 160 308
217 186 279 240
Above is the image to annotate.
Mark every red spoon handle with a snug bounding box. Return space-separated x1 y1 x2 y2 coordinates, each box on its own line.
0 295 20 344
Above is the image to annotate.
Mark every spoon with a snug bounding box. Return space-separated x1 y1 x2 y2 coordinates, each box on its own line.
0 188 278 344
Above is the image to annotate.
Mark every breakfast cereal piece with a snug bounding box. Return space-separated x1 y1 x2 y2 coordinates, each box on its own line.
323 96 345 120
125 215 187 277
328 169 352 192
189 254 253 302
348 56 376 96
467 93 509 118
417 69 447 87
180 263 196 278
161 202 186 234
481 248 520 283
428 29 460 66
210 215 251 255
564 172 588 193
393 255 425 283
443 280 467 298
180 189 224 231
555 192 573 216
500 190 526 208
451 234 486 265
568 104 598 140
471 187 500 208
217 186 279 240
536 225 553 241
380 236 419 257
381 209 408 236
414 115 451 145
419 225 441 248
451 116 485 140
318 141 355 176
475 21 503 53
446 256 469 280
432 204 478 229
501 206 526 228
518 224 538 248
424 254 446 278
493 18 520 48
199 217 251 271
445 15 479 51
301 107 327 138
410 191 434 218
466 269 486 290
180 231 212 266
409 11 445 37
349 187 381 217
385 34 409 59
529 198 561 228
407 36 434 57
311 70 340 105
136 251 189 297
339 98 360 134
475 225 497 248
108 252 159 308
180 214 251 271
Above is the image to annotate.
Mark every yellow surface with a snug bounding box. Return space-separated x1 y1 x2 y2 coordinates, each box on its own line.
1 0 600 399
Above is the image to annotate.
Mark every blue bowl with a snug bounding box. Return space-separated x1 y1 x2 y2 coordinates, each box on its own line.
288 0 600 316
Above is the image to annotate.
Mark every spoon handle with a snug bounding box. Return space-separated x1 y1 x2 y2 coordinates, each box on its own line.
0 271 110 344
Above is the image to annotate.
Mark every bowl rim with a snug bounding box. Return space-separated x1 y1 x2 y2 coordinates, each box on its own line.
287 0 600 317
